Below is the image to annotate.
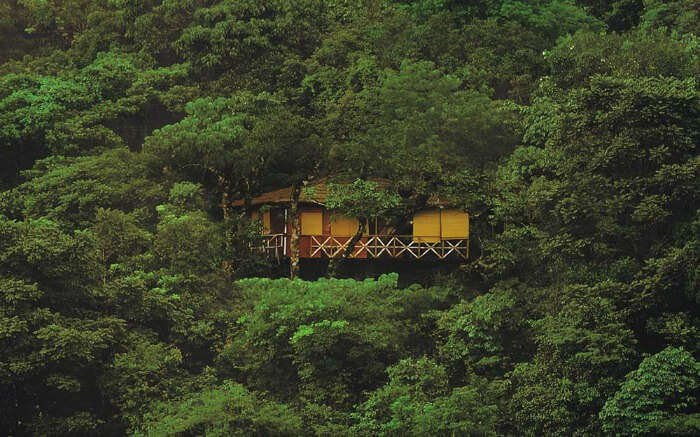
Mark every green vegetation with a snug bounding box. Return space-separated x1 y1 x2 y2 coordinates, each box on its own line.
0 0 698 435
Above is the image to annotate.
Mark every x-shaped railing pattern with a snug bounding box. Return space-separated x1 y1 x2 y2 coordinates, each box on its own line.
309 235 468 260
256 234 468 260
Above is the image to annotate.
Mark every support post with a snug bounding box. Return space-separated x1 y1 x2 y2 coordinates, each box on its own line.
288 184 301 279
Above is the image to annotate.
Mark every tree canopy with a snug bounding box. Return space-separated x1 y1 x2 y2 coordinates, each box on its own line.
0 0 698 435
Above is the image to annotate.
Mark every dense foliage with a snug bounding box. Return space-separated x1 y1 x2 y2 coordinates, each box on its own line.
0 0 698 435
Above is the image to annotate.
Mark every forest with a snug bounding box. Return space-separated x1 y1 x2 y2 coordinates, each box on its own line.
0 0 698 435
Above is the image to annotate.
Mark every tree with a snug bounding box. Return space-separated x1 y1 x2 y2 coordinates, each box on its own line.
641 0 700 35
436 282 532 381
334 59 520 202
143 92 322 278
0 73 93 186
0 0 698 434
0 217 120 436
143 94 271 217
499 0 603 41
92 207 151 284
574 0 645 32
246 103 324 279
326 179 400 260
17 0 94 47
353 357 504 436
173 0 330 89
0 148 166 228
490 74 699 284
135 381 303 437
543 28 699 90
510 289 638 435
600 347 700 436
216 274 451 410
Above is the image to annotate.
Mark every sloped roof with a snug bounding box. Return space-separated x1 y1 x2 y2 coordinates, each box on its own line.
232 178 458 208
231 185 326 207
231 178 393 207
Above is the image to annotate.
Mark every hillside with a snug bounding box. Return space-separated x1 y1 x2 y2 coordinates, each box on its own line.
0 1 698 435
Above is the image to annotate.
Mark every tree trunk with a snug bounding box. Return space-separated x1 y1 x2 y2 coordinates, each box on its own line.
342 217 367 259
218 175 233 220
219 176 234 279
288 183 301 279
328 217 367 277
243 178 253 214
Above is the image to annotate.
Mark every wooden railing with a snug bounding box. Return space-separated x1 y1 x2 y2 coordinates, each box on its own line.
256 234 468 260
309 235 468 260
255 233 286 259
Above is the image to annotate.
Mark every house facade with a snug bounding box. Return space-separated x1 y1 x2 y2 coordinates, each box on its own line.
233 182 469 260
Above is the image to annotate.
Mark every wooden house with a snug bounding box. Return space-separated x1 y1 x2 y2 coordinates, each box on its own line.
232 181 469 260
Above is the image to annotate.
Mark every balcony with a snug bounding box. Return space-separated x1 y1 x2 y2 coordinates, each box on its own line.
255 233 468 260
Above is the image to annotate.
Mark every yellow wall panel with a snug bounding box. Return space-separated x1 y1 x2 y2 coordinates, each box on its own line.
330 214 359 236
440 209 469 239
413 209 441 242
301 209 323 235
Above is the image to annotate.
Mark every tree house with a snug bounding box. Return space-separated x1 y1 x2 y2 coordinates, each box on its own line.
232 182 469 260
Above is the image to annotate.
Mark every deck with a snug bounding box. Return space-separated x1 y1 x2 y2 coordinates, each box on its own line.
257 234 469 260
